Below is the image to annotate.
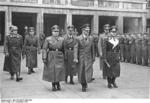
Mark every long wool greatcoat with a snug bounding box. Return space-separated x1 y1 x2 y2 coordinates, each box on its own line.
24 35 40 68
135 38 142 64
130 37 136 63
63 34 77 76
98 33 108 77
147 37 150 66
102 36 120 78
74 34 95 83
123 37 128 61
142 38 148 65
42 36 65 82
119 36 125 61
3 33 23 73
124 37 131 62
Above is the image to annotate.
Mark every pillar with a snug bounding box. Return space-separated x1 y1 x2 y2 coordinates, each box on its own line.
5 7 12 36
116 16 123 34
92 14 99 34
36 9 44 37
142 15 146 33
66 13 72 31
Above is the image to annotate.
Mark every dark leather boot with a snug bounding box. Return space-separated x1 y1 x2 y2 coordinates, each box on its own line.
10 73 14 80
112 77 118 88
28 68 32 75
107 77 112 89
70 76 74 84
65 76 68 83
52 82 56 91
16 73 23 82
56 82 61 90
81 83 86 92
31 68 35 73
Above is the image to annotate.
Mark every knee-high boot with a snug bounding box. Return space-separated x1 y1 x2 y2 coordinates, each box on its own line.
16 72 23 82
70 76 74 84
56 82 61 90
52 82 56 91
111 77 118 88
107 77 112 88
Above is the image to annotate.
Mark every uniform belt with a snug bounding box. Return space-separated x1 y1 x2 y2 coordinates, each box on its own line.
49 48 62 51
67 48 73 50
10 47 20 49
27 45 37 47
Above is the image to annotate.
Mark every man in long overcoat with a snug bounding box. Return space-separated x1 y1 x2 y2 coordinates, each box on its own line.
130 34 136 64
74 24 95 92
135 33 142 65
147 34 150 67
119 34 125 62
142 33 148 66
24 27 40 74
63 25 77 84
98 24 110 79
42 25 65 91
124 34 131 63
3 26 24 82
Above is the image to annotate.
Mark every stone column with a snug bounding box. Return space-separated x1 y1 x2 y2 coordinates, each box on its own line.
92 14 99 34
5 7 12 36
36 9 44 37
116 16 123 34
65 13 72 32
142 15 146 33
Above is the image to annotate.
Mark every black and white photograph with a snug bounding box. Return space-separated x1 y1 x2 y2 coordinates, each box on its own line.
0 0 150 102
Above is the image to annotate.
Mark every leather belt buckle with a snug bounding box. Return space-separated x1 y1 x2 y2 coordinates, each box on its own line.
56 49 58 51
69 48 72 50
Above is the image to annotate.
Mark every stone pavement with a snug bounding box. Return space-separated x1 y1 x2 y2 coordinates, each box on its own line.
0 48 149 99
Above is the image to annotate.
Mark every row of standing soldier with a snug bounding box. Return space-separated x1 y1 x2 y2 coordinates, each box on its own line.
119 33 150 66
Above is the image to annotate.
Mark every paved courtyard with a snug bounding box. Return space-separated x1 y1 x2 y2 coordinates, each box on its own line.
0 47 149 99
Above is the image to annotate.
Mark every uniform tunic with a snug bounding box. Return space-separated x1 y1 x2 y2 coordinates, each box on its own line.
124 37 128 62
119 36 125 61
74 35 95 83
42 36 65 82
135 38 142 65
103 37 120 78
125 37 131 62
142 38 148 65
98 33 108 77
63 34 77 76
24 35 40 68
148 37 150 66
3 34 23 73
130 37 136 63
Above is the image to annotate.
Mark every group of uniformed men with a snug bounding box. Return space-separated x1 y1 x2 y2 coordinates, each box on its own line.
119 32 150 66
3 23 150 92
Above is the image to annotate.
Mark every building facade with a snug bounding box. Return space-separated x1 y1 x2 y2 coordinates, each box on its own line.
0 0 148 45
146 0 150 34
